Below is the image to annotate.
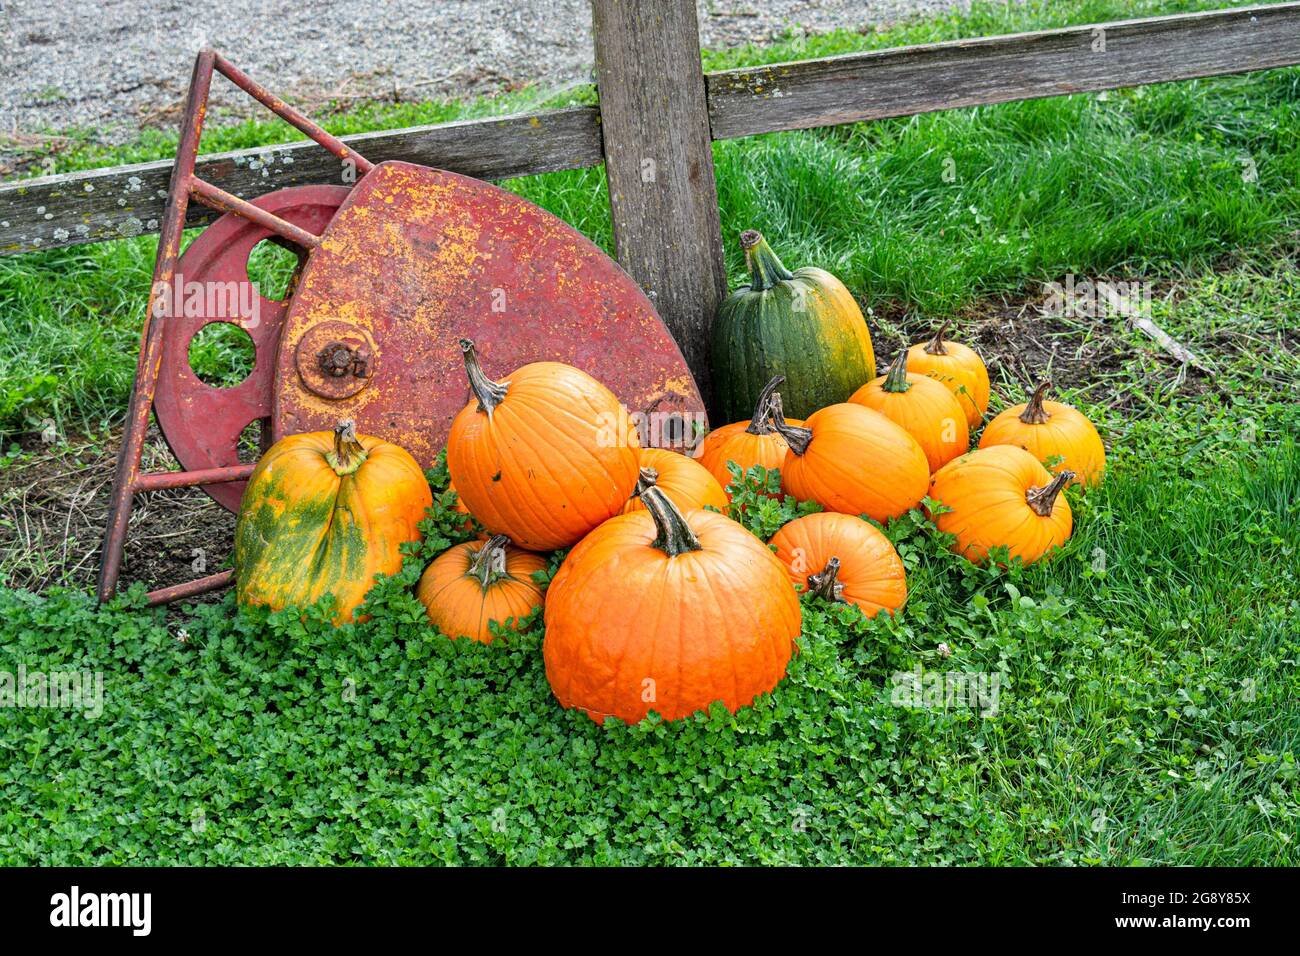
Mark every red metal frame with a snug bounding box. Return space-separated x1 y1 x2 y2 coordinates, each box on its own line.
96 51 373 606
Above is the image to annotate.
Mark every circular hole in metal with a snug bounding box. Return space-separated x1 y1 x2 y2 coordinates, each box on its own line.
246 238 300 302
237 417 272 464
188 322 256 388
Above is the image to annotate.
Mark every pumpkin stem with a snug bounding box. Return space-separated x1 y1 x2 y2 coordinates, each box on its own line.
740 230 795 292
924 321 951 355
632 465 660 500
326 419 368 476
1019 380 1053 425
745 374 786 435
468 534 511 588
807 557 846 603
1026 470 1075 516
459 338 510 418
636 467 702 556
882 350 912 393
768 393 813 456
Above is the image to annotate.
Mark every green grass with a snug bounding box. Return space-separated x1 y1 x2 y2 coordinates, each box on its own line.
3 0 1300 437
1 412 1295 864
0 0 1297 865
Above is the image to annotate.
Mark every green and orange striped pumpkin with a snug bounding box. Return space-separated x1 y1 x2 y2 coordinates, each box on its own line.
234 420 431 623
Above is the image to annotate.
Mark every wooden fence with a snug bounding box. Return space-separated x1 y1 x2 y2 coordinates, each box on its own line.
2 0 1299 398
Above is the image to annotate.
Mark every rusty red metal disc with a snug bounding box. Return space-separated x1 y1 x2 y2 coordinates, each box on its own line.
271 161 706 469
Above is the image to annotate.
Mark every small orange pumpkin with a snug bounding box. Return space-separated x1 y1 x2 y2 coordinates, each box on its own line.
698 375 803 499
978 380 1105 486
623 447 727 515
928 445 1074 565
447 338 640 550
906 322 990 429
416 534 547 643
849 350 970 472
772 397 930 524
544 469 801 724
770 512 907 618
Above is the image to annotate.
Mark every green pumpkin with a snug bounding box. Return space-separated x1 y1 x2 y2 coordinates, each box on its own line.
711 230 875 422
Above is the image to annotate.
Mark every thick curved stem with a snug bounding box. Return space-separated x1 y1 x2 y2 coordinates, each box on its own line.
746 374 786 435
1019 380 1053 425
740 230 795 292
882 349 912 393
768 393 813 456
807 556 846 602
636 468 702 556
1026 470 1075 516
924 321 951 355
327 419 367 476
459 338 510 418
468 534 510 588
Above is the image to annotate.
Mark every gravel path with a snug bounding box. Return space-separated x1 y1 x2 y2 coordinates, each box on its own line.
0 0 968 147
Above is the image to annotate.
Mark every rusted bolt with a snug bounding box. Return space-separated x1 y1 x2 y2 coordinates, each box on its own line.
318 341 370 379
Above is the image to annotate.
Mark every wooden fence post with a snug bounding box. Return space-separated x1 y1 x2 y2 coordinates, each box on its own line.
591 0 727 416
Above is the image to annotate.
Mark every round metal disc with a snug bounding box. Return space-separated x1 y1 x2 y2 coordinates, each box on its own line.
272 161 706 469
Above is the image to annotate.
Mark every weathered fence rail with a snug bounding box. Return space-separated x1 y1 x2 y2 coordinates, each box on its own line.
4 3 1298 259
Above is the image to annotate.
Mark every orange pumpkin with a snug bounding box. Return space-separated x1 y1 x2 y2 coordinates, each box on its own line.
623 447 728 515
849 350 969 472
772 398 930 523
698 375 803 499
234 420 431 623
416 534 547 643
446 338 640 551
770 512 907 617
928 445 1074 565
544 469 801 724
978 380 1105 486
906 323 990 429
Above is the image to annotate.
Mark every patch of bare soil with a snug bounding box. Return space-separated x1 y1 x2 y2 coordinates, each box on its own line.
0 426 234 600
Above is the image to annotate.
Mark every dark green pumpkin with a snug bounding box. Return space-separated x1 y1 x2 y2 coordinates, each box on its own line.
711 230 876 422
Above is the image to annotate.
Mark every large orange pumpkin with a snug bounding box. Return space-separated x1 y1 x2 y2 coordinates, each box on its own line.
416 534 547 643
544 469 801 724
772 398 930 523
446 338 640 550
906 323 990 429
770 512 907 618
849 350 969 472
234 420 432 623
698 375 802 499
978 380 1105 486
623 447 728 515
928 445 1074 565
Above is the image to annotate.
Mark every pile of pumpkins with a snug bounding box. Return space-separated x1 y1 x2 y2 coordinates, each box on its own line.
232 231 1105 726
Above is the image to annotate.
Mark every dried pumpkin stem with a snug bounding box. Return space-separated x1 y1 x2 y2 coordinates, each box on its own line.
460 338 509 418
636 468 702 556
740 230 795 292
807 556 846 603
768 393 813 456
882 350 912 393
631 466 660 500
924 321 951 355
327 419 368 476
746 374 786 435
1026 470 1075 516
468 534 511 588
1019 380 1053 425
